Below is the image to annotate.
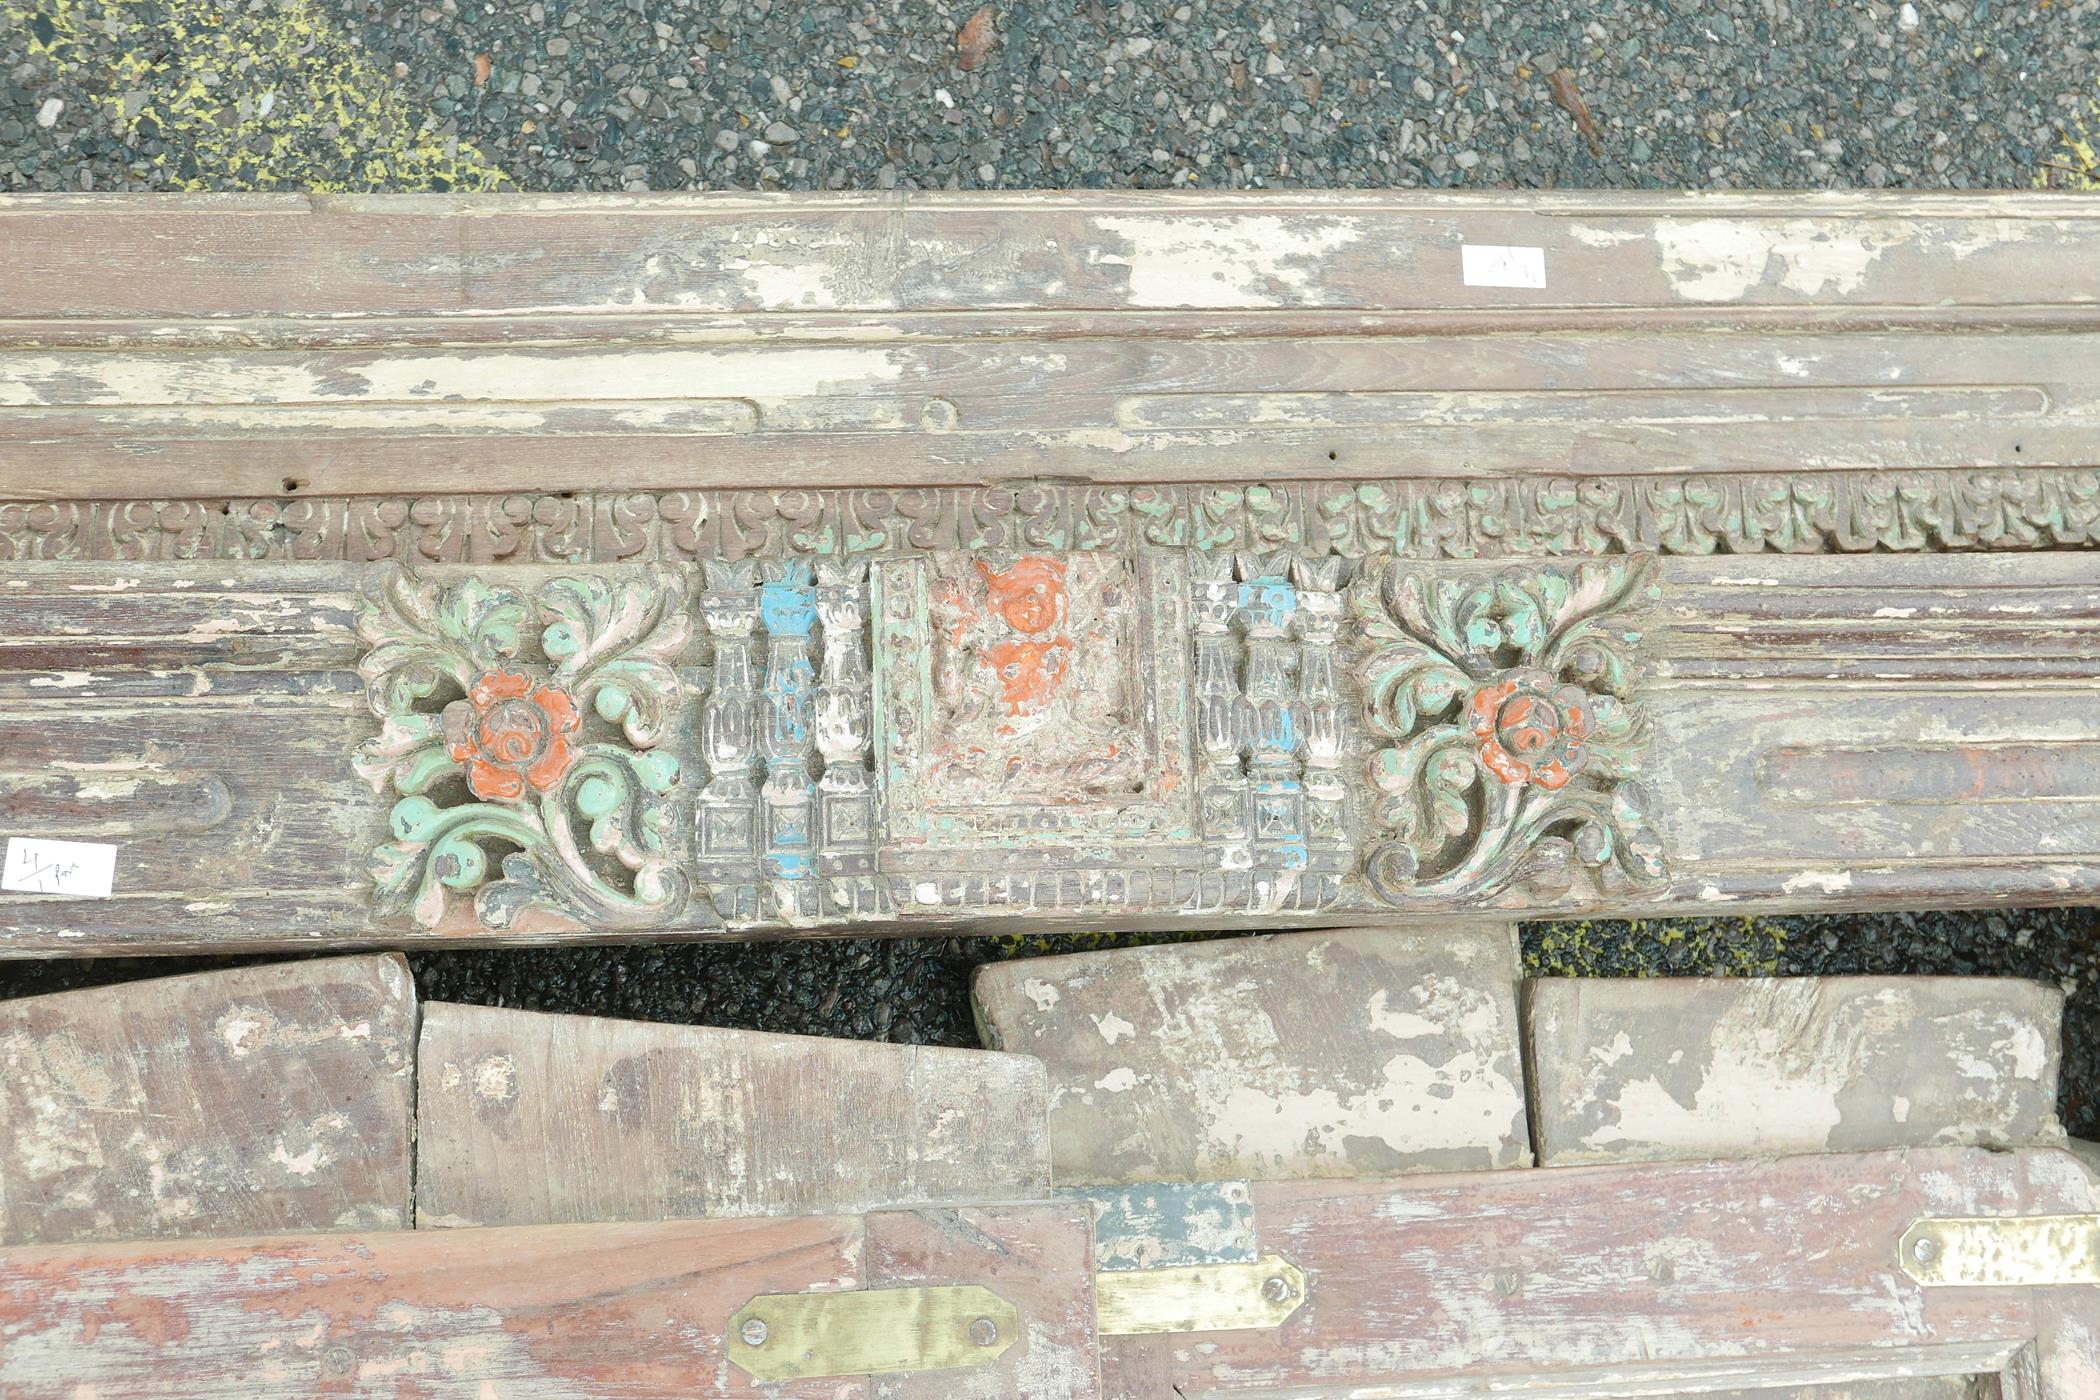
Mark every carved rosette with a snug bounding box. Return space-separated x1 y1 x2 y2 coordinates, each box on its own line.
352 565 700 932
1350 554 1667 905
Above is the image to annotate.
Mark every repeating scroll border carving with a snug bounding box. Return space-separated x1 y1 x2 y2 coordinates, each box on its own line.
7 469 2099 563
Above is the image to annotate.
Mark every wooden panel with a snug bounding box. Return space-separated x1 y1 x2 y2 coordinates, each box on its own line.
1525 977 2065 1166
1098 1146 2098 1397
4 193 2095 323
0 1207 1100 1398
973 924 1529 1184
2 549 2097 951
414 1002 1050 1227
0 955 415 1246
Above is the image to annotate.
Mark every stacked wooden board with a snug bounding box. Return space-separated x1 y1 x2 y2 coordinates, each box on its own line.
2 939 2095 1395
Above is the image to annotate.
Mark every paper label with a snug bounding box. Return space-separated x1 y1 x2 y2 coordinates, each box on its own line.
1461 244 1548 289
2 837 118 897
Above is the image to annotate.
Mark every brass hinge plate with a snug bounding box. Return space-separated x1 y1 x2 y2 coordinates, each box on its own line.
1902 1214 2100 1287
728 1284 1018 1382
1095 1252 1307 1335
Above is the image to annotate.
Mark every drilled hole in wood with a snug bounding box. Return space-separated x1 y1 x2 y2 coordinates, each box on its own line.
281 478 304 494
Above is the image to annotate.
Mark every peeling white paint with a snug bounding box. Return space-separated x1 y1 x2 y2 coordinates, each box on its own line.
1087 215 1361 308
1090 1011 1135 1045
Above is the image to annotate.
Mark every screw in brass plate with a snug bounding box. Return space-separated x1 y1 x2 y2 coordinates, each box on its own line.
968 1316 1000 1347
740 1318 770 1347
1912 1236 1940 1264
1261 1275 1295 1304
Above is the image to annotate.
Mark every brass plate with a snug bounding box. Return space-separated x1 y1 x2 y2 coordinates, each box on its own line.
727 1284 1018 1382
1901 1214 2100 1286
1095 1251 1307 1336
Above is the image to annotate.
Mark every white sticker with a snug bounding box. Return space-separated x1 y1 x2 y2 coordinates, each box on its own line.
3 837 118 897
1461 244 1548 289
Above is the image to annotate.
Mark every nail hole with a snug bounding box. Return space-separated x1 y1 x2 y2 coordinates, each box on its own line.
281 477 304 494
1327 450 1338 461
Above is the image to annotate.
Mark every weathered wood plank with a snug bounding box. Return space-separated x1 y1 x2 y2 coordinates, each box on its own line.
1099 1146 2098 1397
3 193 2095 323
2 549 2097 951
0 955 414 1245
413 1002 1050 1227
0 1204 1097 1398
973 924 1529 1184
1524 977 2066 1166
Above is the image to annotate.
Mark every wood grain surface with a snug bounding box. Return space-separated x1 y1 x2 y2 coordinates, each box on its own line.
1099 1145 2100 1398
0 1203 1097 1398
974 923 1529 1184
0 954 415 1246
414 1002 1050 1226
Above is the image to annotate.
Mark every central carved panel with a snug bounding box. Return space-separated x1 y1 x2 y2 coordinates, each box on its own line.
877 552 1193 854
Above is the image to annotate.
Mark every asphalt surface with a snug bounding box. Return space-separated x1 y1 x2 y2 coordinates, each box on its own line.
3 2 2099 1129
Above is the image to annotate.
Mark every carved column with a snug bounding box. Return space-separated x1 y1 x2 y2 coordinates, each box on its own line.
696 561 762 919
1237 552 1305 874
813 558 883 915
1189 553 1252 871
757 561 821 919
1291 554 1349 875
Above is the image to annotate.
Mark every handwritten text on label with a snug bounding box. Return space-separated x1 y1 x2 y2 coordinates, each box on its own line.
3 837 119 898
1460 244 1548 289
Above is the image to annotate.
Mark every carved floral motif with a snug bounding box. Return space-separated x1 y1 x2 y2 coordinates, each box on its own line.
1351 555 1667 905
353 566 697 932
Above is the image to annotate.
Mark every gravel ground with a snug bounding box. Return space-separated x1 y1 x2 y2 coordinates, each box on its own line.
3 3 2099 1129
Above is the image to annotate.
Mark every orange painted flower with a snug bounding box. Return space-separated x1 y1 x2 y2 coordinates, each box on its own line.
444 669 581 802
1469 668 1593 791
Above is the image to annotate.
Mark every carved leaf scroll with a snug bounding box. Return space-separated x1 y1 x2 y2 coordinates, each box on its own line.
1350 554 1667 905
353 565 702 933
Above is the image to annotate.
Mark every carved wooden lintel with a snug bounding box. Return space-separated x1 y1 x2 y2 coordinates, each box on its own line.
346 549 1656 933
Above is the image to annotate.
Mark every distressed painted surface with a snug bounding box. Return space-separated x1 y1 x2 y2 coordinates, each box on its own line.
1067 1180 1260 1272
1525 976 2066 1165
355 566 695 933
4 551 2100 949
0 955 414 1245
2 192 2093 321
1354 554 1665 906
974 924 1530 1184
0 1206 1097 1400
1100 1145 2100 1396
413 1002 1050 1227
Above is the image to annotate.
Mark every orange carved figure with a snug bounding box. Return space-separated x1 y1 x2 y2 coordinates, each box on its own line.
445 669 581 801
975 556 1072 729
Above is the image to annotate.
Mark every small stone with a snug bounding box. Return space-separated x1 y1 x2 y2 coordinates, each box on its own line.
713 129 739 152
545 36 569 57
1898 1 1921 28
35 98 63 129
764 121 798 144
1412 76 1435 101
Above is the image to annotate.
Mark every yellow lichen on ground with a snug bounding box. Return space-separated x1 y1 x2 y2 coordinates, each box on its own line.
2037 104 2099 189
10 0 505 191
1527 917 1791 979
